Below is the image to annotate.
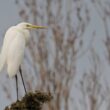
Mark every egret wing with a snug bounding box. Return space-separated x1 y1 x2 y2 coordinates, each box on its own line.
0 27 17 72
7 33 26 77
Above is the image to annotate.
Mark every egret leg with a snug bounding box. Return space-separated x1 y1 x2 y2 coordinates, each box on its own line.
15 75 18 101
19 67 27 93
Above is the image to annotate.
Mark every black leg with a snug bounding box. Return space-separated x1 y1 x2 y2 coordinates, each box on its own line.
15 75 18 101
19 67 27 93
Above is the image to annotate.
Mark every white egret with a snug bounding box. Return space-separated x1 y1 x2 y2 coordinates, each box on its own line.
0 22 47 100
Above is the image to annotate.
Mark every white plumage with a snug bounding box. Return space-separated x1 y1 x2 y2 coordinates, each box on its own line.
0 22 46 77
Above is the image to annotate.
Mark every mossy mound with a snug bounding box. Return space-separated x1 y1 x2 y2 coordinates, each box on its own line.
5 91 53 110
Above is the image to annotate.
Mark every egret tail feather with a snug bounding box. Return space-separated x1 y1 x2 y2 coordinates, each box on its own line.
0 49 6 72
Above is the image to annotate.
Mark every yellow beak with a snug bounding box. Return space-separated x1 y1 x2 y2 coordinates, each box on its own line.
29 24 47 29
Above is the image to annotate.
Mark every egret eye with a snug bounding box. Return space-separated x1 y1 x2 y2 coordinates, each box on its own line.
26 24 30 27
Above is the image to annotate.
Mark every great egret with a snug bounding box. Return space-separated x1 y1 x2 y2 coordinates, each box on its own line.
0 22 47 100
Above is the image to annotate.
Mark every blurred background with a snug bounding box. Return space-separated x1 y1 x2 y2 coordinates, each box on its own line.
0 0 110 110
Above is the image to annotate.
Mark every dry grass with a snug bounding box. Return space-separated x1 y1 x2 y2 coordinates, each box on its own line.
5 91 52 110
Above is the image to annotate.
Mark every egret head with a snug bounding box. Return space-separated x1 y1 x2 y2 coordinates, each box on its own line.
17 22 47 30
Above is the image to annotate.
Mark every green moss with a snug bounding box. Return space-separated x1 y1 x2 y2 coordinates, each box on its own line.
4 91 53 110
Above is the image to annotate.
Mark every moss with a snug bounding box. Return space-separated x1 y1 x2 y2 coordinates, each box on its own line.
4 90 53 110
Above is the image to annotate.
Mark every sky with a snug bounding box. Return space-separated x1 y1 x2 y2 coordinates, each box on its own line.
0 0 110 110
0 0 20 42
